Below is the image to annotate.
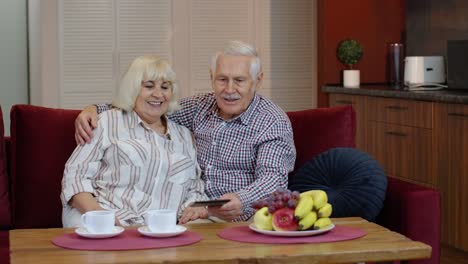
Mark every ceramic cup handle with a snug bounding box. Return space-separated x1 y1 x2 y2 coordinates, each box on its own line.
81 214 90 231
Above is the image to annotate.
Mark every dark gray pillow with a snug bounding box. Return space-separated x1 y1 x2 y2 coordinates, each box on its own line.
289 147 387 221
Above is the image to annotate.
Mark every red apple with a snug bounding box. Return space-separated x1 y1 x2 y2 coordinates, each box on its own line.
272 207 299 231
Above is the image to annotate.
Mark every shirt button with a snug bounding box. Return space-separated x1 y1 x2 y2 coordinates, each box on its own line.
212 141 217 146
207 165 213 169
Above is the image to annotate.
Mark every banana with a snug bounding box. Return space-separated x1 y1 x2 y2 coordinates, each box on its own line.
299 190 313 199
298 210 317 230
317 203 333 218
300 190 328 210
313 217 332 230
294 195 314 220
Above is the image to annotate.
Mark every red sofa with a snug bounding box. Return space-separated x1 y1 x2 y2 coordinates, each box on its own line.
0 104 440 264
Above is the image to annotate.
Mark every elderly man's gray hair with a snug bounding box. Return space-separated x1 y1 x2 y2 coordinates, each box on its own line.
211 40 262 80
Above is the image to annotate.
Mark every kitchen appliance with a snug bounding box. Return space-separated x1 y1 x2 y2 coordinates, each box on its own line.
447 40 468 90
404 56 446 90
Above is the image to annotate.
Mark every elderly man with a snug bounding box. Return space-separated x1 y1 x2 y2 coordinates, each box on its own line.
75 40 296 222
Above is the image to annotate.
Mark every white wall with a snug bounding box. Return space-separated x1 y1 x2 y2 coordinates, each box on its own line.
0 0 29 136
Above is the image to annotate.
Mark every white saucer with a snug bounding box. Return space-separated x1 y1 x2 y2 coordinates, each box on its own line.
75 226 125 239
137 225 187 238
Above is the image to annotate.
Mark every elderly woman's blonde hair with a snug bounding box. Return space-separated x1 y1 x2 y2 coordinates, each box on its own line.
112 55 180 114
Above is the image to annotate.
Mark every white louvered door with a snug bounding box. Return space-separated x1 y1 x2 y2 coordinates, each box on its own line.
117 0 172 77
59 0 172 109
187 0 255 95
59 0 115 109
257 0 316 111
31 0 317 111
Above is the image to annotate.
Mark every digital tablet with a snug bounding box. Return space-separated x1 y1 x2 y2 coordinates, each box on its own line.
190 199 230 207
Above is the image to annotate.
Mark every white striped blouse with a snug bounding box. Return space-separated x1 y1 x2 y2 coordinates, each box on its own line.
60 109 207 225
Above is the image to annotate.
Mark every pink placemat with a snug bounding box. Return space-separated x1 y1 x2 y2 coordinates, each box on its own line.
52 229 202 250
217 225 366 244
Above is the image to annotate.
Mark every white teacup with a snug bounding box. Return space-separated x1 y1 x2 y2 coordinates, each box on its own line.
81 210 115 234
146 209 177 233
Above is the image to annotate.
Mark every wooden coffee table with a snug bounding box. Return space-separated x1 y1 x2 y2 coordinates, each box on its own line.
9 217 431 264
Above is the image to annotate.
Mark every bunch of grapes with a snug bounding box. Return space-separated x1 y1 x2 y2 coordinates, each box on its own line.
251 187 301 214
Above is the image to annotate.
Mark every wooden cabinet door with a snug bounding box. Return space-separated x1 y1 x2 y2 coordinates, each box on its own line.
329 94 367 150
368 97 433 129
367 121 434 186
435 103 468 251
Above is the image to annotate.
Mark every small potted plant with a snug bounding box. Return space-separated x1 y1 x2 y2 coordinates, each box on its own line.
337 39 363 88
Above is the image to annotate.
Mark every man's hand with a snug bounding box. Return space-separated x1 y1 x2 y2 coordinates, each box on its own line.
208 193 242 221
75 105 98 145
179 207 209 224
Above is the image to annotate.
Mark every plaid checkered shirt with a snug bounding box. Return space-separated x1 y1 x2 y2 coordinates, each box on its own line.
97 93 296 221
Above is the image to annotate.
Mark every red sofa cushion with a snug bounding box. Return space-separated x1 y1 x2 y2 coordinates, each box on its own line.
286 106 356 175
0 231 9 264
10 105 80 228
0 106 11 229
0 231 10 264
376 177 441 264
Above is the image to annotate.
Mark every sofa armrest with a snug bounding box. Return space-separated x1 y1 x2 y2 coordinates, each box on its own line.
4 137 10 179
376 176 440 264
0 231 9 264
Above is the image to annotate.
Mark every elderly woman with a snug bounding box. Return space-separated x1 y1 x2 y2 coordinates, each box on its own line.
61 55 208 227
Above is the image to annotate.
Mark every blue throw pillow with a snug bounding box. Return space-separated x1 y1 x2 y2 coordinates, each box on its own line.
289 147 387 221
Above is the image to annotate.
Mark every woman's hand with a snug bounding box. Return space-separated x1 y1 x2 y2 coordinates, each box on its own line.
70 192 103 214
75 105 98 145
178 207 209 224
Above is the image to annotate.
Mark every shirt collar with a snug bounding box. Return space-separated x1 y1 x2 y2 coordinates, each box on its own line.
124 110 172 138
123 110 140 129
208 93 261 126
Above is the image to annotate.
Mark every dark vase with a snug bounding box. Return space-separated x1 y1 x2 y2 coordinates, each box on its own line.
387 43 404 86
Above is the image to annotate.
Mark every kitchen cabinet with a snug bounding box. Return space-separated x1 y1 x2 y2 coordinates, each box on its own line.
326 85 468 251
367 122 433 184
367 97 435 186
329 94 435 186
367 97 433 129
434 103 468 251
329 94 367 150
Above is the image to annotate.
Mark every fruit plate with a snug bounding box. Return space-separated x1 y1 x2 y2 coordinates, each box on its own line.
249 223 335 237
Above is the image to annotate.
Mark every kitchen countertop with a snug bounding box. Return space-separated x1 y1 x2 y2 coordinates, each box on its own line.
322 84 468 104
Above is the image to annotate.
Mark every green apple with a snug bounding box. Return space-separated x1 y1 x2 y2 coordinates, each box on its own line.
253 207 273 230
